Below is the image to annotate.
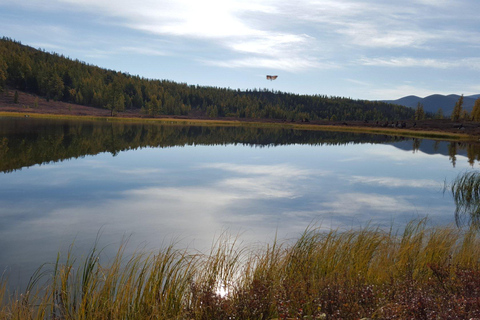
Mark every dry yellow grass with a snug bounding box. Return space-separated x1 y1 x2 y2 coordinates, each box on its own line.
1 219 480 319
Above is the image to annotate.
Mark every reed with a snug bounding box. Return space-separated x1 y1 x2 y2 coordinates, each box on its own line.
451 171 480 227
2 220 480 319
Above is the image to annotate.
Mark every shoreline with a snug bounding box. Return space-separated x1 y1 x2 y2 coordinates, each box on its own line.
0 110 472 142
0 89 477 142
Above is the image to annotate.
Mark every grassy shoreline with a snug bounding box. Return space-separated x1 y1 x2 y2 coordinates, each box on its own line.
0 111 472 142
2 220 480 319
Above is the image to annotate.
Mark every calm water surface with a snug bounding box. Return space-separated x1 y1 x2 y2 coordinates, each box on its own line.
0 117 478 290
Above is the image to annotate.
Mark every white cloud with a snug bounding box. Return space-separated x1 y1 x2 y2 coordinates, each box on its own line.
119 46 167 57
11 0 438 71
338 23 436 48
204 57 334 72
414 0 451 6
54 0 272 40
345 78 370 86
53 0 324 71
359 57 480 70
2 0 480 97
228 34 310 57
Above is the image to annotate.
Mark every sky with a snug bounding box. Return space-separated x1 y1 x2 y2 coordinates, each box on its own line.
1 0 479 100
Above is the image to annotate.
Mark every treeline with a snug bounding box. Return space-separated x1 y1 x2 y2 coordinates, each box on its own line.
412 95 480 121
0 118 413 173
0 37 415 121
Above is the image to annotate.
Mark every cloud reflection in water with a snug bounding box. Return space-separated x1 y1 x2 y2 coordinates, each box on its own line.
0 143 461 290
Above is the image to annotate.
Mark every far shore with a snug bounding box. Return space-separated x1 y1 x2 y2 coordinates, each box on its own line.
0 89 477 142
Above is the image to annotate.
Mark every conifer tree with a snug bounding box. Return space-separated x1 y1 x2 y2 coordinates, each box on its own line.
105 79 125 116
47 73 64 101
0 55 7 92
415 102 425 120
471 98 480 122
451 95 464 121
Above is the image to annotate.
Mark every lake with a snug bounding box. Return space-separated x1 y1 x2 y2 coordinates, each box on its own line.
0 117 478 291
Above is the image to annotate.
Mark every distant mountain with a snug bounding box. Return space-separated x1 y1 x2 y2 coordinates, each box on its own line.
384 95 422 108
384 94 480 115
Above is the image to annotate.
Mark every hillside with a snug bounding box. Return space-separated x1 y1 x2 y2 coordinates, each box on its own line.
384 94 479 115
0 37 414 122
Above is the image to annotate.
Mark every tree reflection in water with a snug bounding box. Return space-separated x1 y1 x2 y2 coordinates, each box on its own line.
0 117 411 173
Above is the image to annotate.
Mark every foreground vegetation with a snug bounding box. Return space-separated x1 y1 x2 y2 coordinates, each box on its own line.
0 37 415 121
451 171 480 227
2 220 480 319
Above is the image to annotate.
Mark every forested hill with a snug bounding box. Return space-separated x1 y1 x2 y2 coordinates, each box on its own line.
0 37 414 121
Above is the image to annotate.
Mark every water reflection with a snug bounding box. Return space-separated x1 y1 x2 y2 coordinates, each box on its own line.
0 117 477 291
2 117 480 173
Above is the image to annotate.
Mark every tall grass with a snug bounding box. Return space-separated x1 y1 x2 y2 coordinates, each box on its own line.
451 171 480 227
2 220 480 319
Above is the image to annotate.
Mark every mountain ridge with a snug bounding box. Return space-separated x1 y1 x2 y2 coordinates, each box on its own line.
383 94 480 115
